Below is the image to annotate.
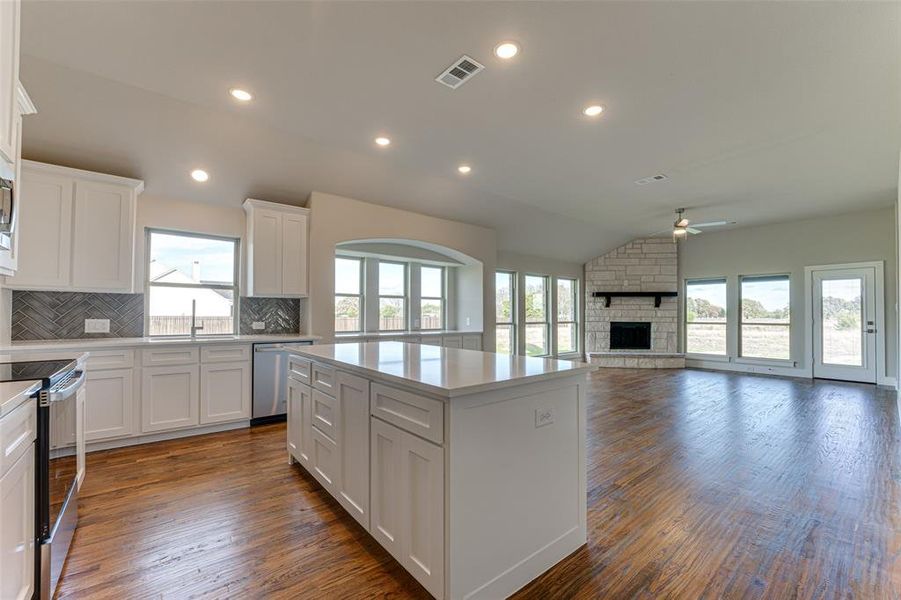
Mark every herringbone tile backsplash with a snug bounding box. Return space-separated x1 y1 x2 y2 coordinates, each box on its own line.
12 291 304 340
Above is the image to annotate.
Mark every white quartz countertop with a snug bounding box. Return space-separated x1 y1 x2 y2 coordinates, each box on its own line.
283 341 594 399
0 334 321 353
0 379 41 418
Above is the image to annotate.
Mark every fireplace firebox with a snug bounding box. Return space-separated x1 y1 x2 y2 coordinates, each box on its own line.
610 322 651 350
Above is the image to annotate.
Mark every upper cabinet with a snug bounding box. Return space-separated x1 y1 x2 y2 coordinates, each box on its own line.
6 161 144 292
244 198 309 297
0 0 20 165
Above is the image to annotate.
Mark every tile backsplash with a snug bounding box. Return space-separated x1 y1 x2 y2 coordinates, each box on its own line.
12 291 305 340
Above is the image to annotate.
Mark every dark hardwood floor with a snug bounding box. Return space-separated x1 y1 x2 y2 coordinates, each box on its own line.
56 369 900 599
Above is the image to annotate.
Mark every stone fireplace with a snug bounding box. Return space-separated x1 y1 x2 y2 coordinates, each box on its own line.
585 238 685 368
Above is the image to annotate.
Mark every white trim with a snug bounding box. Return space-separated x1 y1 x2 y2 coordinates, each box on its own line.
804 261 885 385
85 420 249 453
686 358 808 378
685 352 730 363
244 197 310 216
15 82 36 115
735 357 797 368
878 376 896 388
22 159 144 194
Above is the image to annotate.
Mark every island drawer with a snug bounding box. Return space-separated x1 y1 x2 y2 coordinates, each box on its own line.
87 349 135 370
1 399 36 477
370 383 443 445
311 362 336 394
312 388 338 440
288 355 312 384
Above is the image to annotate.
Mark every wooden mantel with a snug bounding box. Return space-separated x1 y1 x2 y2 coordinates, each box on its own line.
591 291 679 308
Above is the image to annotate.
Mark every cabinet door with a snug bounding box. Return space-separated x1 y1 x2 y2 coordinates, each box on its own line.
71 181 134 292
281 211 308 296
310 426 339 494
287 378 312 466
370 417 404 561
85 368 134 441
8 169 73 289
442 335 462 349
250 208 282 296
0 444 34 600
335 371 370 529
200 361 251 425
462 334 482 351
401 432 445 597
76 386 86 488
141 365 200 433
0 0 19 164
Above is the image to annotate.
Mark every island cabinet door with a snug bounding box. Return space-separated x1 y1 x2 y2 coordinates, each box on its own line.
335 371 370 530
371 418 445 599
287 379 312 467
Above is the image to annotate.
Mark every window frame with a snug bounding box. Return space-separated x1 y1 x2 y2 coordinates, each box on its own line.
144 227 240 337
524 273 551 357
555 277 579 356
684 277 729 358
419 265 445 331
738 273 792 362
377 260 408 332
495 270 517 354
334 255 365 334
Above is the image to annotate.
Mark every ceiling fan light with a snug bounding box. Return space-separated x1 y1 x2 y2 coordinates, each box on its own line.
675 218 690 228
672 227 688 240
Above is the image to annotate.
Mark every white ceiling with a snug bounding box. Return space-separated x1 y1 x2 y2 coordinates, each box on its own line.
18 1 901 263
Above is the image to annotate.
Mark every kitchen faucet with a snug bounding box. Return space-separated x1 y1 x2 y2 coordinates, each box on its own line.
191 299 204 337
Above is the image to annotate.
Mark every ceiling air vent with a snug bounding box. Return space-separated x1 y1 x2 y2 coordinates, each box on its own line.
435 55 485 90
634 174 668 186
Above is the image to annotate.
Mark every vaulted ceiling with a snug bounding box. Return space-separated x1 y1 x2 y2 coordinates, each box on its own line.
18 1 901 262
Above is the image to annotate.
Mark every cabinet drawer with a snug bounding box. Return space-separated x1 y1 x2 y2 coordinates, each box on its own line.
288 355 312 384
311 362 336 394
421 336 442 346
201 344 251 363
310 426 339 493
86 349 135 370
1 399 36 477
142 346 200 367
311 388 337 440
370 383 444 445
442 335 463 349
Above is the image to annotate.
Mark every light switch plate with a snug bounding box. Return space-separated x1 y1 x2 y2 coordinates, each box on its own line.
252 321 266 330
84 318 110 333
535 407 555 428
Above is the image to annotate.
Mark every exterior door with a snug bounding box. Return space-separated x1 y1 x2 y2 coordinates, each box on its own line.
812 266 877 383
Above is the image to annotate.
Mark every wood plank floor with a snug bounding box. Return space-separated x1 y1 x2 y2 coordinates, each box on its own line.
56 369 900 599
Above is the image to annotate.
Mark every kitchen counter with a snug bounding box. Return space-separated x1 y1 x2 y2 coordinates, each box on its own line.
0 379 40 418
0 334 320 353
335 329 482 339
284 341 591 399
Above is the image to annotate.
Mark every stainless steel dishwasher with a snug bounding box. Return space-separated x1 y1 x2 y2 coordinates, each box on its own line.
252 341 312 425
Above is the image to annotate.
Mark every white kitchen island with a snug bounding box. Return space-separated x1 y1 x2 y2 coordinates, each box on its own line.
282 341 594 600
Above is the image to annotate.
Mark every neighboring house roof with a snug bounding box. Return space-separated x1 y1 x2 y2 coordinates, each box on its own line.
149 260 233 316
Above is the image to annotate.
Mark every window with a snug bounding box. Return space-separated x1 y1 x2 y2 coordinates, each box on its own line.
420 266 444 330
740 275 790 360
378 261 407 331
495 271 515 353
146 230 239 336
524 275 550 356
556 278 578 354
335 257 363 333
685 279 727 355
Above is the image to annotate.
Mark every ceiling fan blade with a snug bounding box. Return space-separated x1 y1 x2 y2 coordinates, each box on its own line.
691 220 734 228
686 227 702 235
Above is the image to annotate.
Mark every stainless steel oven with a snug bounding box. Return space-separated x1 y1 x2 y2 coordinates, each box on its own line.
0 159 15 251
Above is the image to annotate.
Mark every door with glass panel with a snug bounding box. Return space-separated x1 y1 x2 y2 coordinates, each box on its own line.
812 267 876 383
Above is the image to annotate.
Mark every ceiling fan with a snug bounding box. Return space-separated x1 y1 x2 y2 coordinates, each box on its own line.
658 208 735 241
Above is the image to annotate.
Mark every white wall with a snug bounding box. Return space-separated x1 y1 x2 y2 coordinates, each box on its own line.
308 191 497 344
680 206 897 382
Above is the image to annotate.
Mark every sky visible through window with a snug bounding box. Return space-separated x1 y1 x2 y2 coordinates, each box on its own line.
150 232 234 284
687 281 726 309
335 258 361 294
742 278 790 313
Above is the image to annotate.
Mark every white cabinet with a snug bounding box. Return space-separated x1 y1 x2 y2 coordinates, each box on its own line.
0 0 20 165
335 371 370 529
85 368 134 441
0 445 33 600
244 198 309 297
200 361 251 424
370 417 444 598
76 385 86 488
288 373 314 468
462 334 482 351
141 365 200 433
7 161 143 292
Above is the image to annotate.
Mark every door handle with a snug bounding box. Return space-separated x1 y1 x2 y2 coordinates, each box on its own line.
867 328 876 334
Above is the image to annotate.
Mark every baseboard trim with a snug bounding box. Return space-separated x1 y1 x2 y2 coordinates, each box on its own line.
87 421 250 453
686 358 809 379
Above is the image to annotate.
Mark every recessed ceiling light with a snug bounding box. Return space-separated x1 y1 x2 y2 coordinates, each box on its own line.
583 104 604 117
191 169 209 182
229 88 253 102
374 136 391 147
494 42 519 60
457 164 472 174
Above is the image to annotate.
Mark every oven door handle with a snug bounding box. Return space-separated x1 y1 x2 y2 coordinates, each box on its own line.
48 370 86 403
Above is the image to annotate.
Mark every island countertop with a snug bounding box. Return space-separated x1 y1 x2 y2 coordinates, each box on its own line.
282 341 594 399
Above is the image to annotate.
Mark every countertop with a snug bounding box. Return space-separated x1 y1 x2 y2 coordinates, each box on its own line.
335 330 483 339
283 341 594 399
0 334 321 353
0 379 41 418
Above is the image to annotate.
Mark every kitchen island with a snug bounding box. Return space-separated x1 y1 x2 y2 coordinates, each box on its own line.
282 341 594 600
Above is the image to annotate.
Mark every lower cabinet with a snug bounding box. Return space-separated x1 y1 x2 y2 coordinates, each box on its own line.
335 371 370 529
287 376 312 466
141 364 200 433
76 386 86 488
85 368 134 441
0 444 35 600
310 426 339 492
370 417 445 598
200 361 251 424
